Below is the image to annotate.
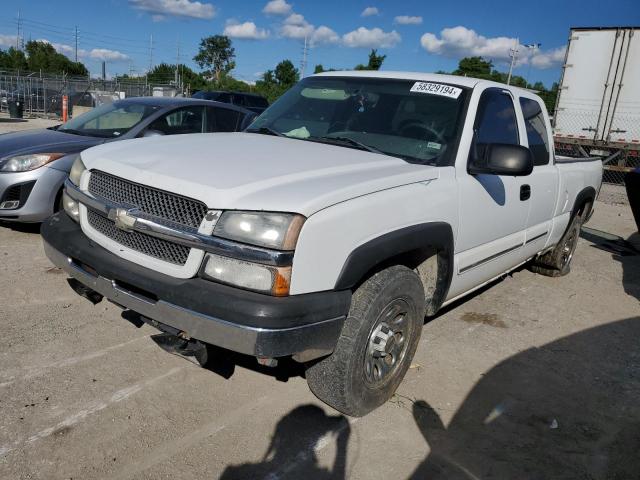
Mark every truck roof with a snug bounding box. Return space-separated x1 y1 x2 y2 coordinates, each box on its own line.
313 70 532 94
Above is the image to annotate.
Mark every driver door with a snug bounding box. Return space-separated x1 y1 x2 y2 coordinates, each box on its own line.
450 88 530 299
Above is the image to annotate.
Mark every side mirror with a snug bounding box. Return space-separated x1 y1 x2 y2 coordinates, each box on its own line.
469 143 534 176
142 129 165 138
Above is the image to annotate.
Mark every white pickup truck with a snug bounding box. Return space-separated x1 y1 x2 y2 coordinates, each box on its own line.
42 72 602 416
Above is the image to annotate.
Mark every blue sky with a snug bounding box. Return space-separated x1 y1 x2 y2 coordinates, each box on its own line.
1 0 639 87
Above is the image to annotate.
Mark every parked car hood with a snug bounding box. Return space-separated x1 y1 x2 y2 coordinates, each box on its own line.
80 132 440 216
0 128 104 158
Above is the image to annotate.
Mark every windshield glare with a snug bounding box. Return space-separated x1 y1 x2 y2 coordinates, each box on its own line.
58 101 158 138
249 77 467 164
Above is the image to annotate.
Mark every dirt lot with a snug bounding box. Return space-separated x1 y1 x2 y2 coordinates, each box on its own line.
0 118 639 479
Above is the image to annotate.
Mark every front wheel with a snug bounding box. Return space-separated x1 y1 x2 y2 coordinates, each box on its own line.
306 265 425 417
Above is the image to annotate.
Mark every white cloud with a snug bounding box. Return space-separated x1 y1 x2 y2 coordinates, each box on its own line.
0 34 18 48
279 14 338 45
262 0 292 16
420 26 565 69
129 0 215 20
312 26 339 44
283 13 306 25
531 46 566 69
88 48 130 62
280 20 315 40
394 15 422 25
224 21 269 40
361 7 379 17
342 27 401 48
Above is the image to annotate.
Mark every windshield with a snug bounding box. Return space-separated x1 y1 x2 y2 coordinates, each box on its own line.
58 101 158 138
248 76 468 165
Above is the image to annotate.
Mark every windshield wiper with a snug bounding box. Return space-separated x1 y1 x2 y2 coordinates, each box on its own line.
246 126 284 137
312 135 384 155
58 128 92 137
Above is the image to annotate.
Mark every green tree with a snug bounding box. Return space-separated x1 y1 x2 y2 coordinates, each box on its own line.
0 47 28 71
24 41 87 76
194 35 236 84
453 56 493 78
314 64 325 74
146 63 208 92
537 82 559 113
354 49 386 71
274 60 299 87
255 60 299 103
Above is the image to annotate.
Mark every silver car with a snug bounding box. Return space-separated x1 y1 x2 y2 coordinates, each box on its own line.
0 96 254 222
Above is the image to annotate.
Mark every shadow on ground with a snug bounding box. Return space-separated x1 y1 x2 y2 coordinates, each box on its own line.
219 404 351 480
581 227 640 302
207 317 640 479
0 221 41 234
408 316 640 479
149 333 306 382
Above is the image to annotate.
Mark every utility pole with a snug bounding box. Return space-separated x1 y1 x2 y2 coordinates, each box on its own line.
16 10 21 50
74 26 79 62
506 37 519 85
175 40 180 88
148 34 154 73
300 35 309 78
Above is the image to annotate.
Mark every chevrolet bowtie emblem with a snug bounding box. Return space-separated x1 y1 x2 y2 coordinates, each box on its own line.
110 207 139 232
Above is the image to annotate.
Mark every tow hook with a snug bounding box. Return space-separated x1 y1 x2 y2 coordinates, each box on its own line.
67 278 103 305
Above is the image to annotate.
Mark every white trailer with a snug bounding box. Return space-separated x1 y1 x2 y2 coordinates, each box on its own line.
553 27 640 181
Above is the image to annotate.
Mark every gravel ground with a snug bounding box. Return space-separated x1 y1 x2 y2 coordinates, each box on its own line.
0 118 638 479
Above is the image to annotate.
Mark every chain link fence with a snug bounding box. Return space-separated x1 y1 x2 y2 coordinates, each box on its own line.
0 70 178 118
555 141 640 187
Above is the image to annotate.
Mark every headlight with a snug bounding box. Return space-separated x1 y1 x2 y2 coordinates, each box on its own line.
213 211 305 250
0 153 64 172
68 156 87 186
202 253 292 296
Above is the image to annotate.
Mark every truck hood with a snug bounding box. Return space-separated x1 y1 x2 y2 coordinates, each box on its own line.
80 132 439 216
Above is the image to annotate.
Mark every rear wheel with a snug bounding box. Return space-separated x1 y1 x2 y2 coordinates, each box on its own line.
306 265 425 417
531 213 583 277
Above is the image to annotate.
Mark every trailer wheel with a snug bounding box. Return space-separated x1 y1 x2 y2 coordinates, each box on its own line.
305 265 425 417
531 213 583 277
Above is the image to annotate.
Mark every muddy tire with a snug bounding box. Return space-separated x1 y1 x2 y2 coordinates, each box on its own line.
531 213 583 277
306 265 425 417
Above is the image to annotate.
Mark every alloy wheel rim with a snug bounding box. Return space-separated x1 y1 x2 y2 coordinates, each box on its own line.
561 228 578 267
364 298 411 386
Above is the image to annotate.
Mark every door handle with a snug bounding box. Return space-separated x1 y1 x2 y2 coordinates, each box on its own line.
520 184 531 201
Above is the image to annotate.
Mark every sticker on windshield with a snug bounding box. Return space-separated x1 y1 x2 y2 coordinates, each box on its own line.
427 142 441 150
410 82 462 99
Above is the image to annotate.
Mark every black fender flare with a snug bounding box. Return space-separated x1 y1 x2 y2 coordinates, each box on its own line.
334 222 454 312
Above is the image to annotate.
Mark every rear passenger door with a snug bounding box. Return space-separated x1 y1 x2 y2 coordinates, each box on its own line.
518 95 559 257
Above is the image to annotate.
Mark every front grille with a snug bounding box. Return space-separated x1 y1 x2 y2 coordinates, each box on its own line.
87 209 190 265
88 170 208 229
